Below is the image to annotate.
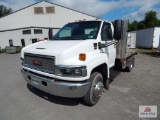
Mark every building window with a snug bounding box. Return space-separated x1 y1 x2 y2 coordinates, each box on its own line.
34 7 44 14
34 29 43 34
21 39 25 47
22 30 31 35
9 39 13 46
46 7 55 13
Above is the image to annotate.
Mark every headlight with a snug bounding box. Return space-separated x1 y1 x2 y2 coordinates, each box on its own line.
21 57 24 65
60 69 82 76
74 69 82 76
55 65 87 77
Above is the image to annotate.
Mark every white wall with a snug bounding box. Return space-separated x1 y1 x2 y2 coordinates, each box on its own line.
0 28 59 49
0 1 98 49
0 1 98 31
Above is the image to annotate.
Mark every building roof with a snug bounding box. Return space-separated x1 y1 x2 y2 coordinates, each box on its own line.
0 1 100 31
0 1 99 20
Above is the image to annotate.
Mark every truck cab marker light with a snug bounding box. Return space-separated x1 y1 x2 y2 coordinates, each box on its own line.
79 54 86 61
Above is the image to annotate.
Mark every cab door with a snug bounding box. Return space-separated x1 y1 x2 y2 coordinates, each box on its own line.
101 22 116 68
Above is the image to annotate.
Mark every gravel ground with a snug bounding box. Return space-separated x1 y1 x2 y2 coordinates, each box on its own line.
0 53 159 120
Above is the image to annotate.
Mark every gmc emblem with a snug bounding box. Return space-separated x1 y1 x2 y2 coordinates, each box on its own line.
32 60 42 66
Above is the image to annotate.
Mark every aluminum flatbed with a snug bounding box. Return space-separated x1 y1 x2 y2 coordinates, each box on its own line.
126 48 137 58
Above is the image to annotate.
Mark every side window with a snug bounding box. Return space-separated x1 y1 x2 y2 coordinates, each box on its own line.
101 22 113 41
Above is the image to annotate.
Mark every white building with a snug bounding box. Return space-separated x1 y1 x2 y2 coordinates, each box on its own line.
0 1 98 49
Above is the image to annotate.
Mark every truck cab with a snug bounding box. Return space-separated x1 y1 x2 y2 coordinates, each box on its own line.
21 20 137 106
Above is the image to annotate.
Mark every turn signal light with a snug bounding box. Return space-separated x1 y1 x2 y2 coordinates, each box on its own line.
79 54 86 61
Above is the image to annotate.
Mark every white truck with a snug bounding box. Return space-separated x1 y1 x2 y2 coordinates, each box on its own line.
21 20 137 106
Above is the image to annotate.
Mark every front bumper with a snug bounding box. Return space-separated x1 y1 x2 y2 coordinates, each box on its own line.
21 69 90 98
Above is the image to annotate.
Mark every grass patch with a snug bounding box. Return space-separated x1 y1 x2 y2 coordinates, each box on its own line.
138 48 155 53
137 48 159 57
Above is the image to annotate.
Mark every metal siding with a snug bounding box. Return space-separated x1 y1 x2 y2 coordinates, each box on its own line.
0 28 49 49
53 29 59 35
136 28 153 48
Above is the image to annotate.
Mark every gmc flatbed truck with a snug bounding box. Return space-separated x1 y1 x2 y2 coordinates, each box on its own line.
21 20 137 106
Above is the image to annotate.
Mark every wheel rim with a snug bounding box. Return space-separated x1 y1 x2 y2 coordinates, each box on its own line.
93 81 104 100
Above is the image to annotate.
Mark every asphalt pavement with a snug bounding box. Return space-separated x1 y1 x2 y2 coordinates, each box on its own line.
0 53 159 120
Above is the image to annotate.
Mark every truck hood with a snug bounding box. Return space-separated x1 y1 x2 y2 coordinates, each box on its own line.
21 40 83 57
21 39 97 65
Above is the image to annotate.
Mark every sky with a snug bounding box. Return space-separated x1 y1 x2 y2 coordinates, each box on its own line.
0 0 160 22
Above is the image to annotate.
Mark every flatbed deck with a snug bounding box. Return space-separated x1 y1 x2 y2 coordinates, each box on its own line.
126 48 137 59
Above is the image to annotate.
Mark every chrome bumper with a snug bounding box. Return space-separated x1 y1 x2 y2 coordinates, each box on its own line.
21 69 90 98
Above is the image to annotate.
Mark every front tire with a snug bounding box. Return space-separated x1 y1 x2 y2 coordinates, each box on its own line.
83 72 104 106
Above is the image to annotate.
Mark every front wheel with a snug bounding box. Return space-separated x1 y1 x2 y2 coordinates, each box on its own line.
83 72 104 106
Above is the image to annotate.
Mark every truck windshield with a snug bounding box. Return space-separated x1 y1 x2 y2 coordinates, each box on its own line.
52 21 101 40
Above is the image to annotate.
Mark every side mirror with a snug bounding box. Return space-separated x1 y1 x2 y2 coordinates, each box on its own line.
48 28 53 39
98 42 106 49
114 20 122 40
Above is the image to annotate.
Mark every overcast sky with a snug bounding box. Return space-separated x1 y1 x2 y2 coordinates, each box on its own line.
0 0 160 22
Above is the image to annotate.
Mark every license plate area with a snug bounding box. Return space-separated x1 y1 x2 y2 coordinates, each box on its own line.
31 77 40 86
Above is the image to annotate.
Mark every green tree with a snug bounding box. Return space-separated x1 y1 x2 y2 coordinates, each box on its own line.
0 5 12 18
138 20 145 30
144 11 158 28
128 20 138 31
155 19 160 26
128 10 160 31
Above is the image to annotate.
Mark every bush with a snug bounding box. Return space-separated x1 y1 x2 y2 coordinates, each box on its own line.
19 46 23 52
2 48 6 53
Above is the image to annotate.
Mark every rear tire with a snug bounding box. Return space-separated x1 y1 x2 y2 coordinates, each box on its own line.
126 64 133 72
126 58 134 72
83 72 104 106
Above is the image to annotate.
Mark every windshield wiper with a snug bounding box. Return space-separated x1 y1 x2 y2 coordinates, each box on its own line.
52 37 86 40
71 36 86 40
72 37 81 40
52 37 60 40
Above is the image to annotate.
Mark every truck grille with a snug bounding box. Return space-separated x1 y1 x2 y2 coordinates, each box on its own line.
24 53 55 74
